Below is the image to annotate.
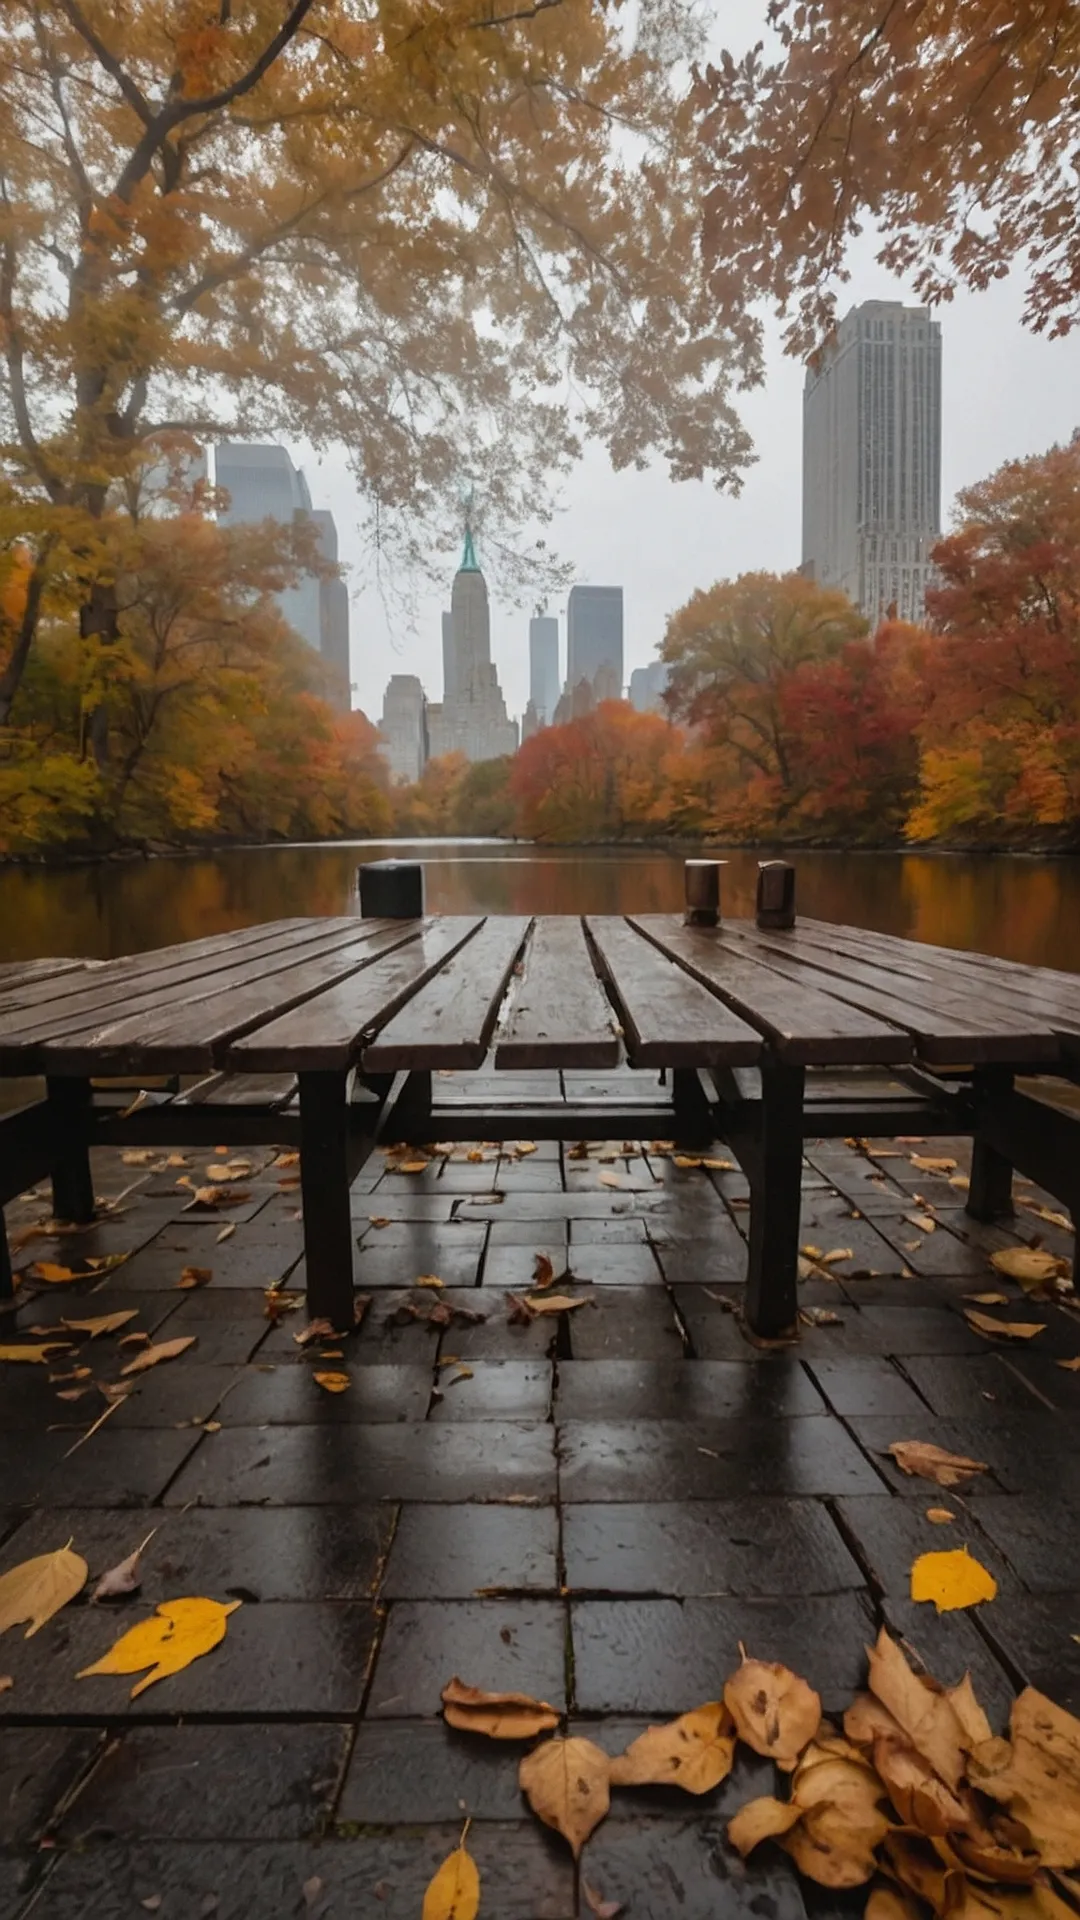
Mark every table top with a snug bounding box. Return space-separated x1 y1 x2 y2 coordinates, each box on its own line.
1 913 1078 1078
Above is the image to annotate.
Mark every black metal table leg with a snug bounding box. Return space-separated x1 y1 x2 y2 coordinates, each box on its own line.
744 1055 805 1338
967 1067 1015 1221
298 1069 355 1328
46 1076 95 1223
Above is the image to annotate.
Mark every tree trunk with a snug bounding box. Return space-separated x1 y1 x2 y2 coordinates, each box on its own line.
80 577 119 768
0 547 50 725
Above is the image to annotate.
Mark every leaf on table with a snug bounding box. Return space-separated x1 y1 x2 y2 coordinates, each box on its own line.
532 1252 555 1291
948 1173 970 1191
990 1247 1071 1293
313 1371 350 1393
907 1214 937 1234
120 1336 197 1377
0 1546 88 1637
610 1702 735 1794
518 1736 611 1857
0 1343 71 1364
728 1795 804 1857
524 1292 592 1315
842 1692 906 1751
25 1263 86 1284
866 1627 968 1788
263 1290 302 1323
968 1686 1080 1868
963 1292 1010 1306
421 1835 480 1920
868 1736 973 1832
964 1309 1045 1341
799 1307 844 1327
910 1547 998 1614
441 1675 560 1739
447 1366 473 1385
61 1312 138 1339
92 1531 154 1602
724 1651 821 1769
215 1224 236 1243
582 1881 624 1919
77 1596 240 1698
415 1275 445 1290
926 1508 956 1524
178 1267 213 1291
886 1440 988 1489
909 1155 957 1172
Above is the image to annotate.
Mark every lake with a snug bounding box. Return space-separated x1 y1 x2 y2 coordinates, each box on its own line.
1 841 1079 972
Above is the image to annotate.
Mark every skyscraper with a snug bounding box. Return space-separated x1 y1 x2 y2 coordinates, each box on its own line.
379 675 428 783
427 525 518 763
215 443 323 653
528 616 560 726
312 509 351 710
802 302 942 625
629 661 669 713
566 585 623 697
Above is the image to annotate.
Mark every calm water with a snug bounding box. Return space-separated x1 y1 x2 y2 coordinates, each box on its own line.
1 841 1079 973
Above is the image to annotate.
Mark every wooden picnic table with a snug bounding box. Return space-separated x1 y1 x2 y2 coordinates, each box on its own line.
2 900 1078 1336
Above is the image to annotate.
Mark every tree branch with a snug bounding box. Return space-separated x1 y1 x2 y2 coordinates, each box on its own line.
54 0 156 125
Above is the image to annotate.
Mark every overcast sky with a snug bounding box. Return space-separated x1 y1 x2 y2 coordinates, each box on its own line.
282 10 1080 728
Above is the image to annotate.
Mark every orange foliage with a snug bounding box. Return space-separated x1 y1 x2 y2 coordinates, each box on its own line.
510 704 686 842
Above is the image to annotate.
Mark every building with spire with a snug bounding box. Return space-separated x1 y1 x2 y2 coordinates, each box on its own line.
427 523 518 764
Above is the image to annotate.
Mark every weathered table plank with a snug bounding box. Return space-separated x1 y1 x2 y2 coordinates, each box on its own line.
630 916 912 1066
35 923 425 1074
0 957 92 996
362 916 530 1072
587 917 762 1067
791 918 1080 1035
0 917 317 1020
495 917 620 1070
229 918 486 1072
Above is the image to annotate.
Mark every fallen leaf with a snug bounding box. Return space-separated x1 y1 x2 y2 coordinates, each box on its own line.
118 1331 150 1349
728 1796 805 1855
785 1747 891 1886
120 1150 160 1167
949 1174 971 1190
294 1318 337 1347
1058 1357 1080 1371
78 1596 241 1698
515 1142 537 1156
397 1160 430 1175
524 1292 592 1315
990 1247 1071 1293
178 1267 213 1290
945 1673 993 1750
415 1275 445 1290
866 1627 967 1788
0 1677 11 1694
909 1155 957 1172
886 1440 988 1489
519 1737 611 1857
25 1263 87 1284
92 1530 155 1601
274 1151 300 1169
0 1343 71 1364
313 1371 350 1393
926 1508 956 1524
448 1367 474 1385
802 1244 825 1261
799 1307 844 1327
908 1214 937 1233
968 1687 1080 1868
964 1291 1010 1306
215 1224 236 1243
368 1216 390 1229
910 1547 998 1613
871 1734 974 1832
141 1898 162 1913
582 1881 624 1919
441 1676 560 1739
820 1248 854 1265
610 1702 735 1794
964 1309 1045 1341
724 1651 821 1769
120 1336 197 1377
421 1835 480 1920
0 1546 88 1637
533 1253 555 1290
61 1312 138 1339
702 1157 734 1171
1020 1202 1072 1230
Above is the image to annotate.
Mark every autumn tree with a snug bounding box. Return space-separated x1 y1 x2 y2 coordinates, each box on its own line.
0 0 758 770
510 702 682 841
907 440 1080 841
662 571 868 834
695 0 1080 353
452 756 515 838
781 622 927 839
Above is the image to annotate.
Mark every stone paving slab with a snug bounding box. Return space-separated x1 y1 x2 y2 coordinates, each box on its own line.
1 1129 1078 1917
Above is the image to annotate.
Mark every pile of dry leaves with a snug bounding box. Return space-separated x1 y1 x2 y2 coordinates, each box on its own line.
420 1637 1080 1920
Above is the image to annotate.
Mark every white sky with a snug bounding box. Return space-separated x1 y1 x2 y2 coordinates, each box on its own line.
282 4 1080 728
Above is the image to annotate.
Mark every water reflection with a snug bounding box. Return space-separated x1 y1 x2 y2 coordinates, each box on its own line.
1 841 1078 973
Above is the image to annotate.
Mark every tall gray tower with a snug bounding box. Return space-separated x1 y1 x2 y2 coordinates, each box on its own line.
801 302 942 625
529 616 560 725
427 523 518 764
566 585 623 695
215 443 323 654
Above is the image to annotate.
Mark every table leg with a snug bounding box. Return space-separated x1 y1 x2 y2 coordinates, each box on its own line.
744 1056 805 1338
46 1076 95 1223
0 1226 13 1307
299 1070 355 1329
967 1067 1015 1221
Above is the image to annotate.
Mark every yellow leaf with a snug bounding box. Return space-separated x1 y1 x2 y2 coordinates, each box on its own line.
313 1371 351 1393
422 1839 480 1920
216 1224 236 1243
886 1440 988 1489
727 1795 804 1855
672 1156 701 1170
926 1508 956 1524
441 1676 560 1739
723 1651 821 1769
610 1702 735 1793
702 1157 734 1170
519 1737 610 1857
598 1171 623 1187
801 1244 825 1260
910 1547 998 1613
907 1214 937 1234
77 1596 240 1698
0 1546 87 1637
533 1252 555 1290
820 1248 853 1264
415 1275 445 1289
516 1142 537 1155
398 1160 430 1175
0 1343 71 1364
177 1267 212 1290
866 1627 968 1788
1058 1357 1080 1372
948 1174 970 1191
968 1687 1080 1868
120 1336 197 1377
273 1152 299 1169
61 1312 138 1339
525 1293 592 1314
964 1291 1010 1306
990 1247 1071 1292
25 1263 81 1283
909 1155 957 1172
964 1309 1045 1341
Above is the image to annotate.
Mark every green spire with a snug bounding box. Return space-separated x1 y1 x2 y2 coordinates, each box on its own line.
460 523 479 572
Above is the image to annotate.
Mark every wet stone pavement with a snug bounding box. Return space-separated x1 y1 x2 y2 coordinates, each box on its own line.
2 1076 1080 1919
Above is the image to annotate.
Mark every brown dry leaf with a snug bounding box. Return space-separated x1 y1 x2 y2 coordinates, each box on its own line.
441 1676 560 1739
77 1596 240 1698
92 1530 155 1602
0 1546 88 1637
515 1142 537 1156
415 1275 445 1290
887 1440 988 1489
518 1737 610 1857
910 1547 998 1612
273 1152 299 1169
871 1736 974 1832
178 1267 213 1291
728 1795 804 1855
702 1157 734 1171
908 1214 937 1234
215 1224 236 1244
448 1367 474 1385
61 1312 138 1339
25 1263 87 1284
990 1247 1071 1293
184 1186 251 1211
598 1171 623 1189
0 1677 11 1695
964 1309 1045 1342
724 1651 821 1769
294 1318 336 1347
610 1702 735 1794
820 1248 854 1265
783 1751 891 1887
369 1216 391 1229
949 1174 971 1191
1020 1203 1072 1231
533 1252 555 1291
968 1687 1080 1868
843 1692 906 1751
524 1292 592 1315
0 1343 72 1365
866 1627 968 1788
801 1244 825 1261
398 1160 430 1175
313 1371 350 1393
946 1674 993 1750
421 1832 480 1920
926 1508 956 1525
120 1336 197 1377
910 1155 957 1172
799 1307 844 1328
964 1292 1011 1306
1058 1357 1080 1372
118 1331 151 1350
120 1150 160 1167
582 1882 624 1919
